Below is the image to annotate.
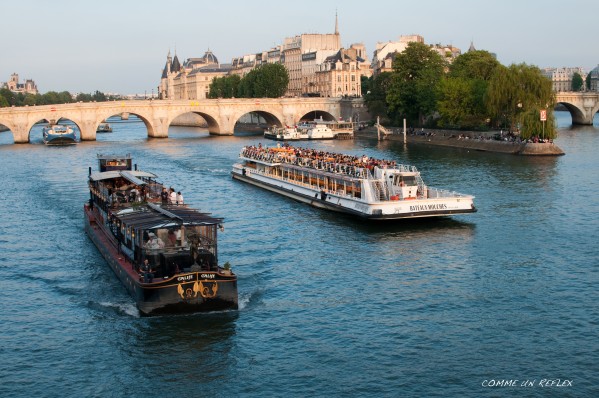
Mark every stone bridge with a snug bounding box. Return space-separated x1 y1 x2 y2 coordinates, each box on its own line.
0 98 367 144
556 92 599 125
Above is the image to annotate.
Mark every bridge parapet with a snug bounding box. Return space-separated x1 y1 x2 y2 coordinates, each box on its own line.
0 98 364 144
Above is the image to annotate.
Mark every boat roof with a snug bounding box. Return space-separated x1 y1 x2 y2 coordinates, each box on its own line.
90 169 157 183
97 153 131 160
114 203 222 230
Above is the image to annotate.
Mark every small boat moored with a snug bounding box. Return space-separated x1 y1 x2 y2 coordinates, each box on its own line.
232 144 477 220
84 154 238 316
42 124 77 145
96 122 113 133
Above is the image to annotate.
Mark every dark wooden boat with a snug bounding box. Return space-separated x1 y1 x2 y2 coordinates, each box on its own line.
84 154 237 316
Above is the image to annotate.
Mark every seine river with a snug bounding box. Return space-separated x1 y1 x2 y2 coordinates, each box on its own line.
0 111 597 397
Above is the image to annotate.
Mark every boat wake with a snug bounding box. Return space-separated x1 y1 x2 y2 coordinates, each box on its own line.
88 300 140 318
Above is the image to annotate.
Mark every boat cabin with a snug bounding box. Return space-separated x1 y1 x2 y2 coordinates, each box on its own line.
97 154 132 172
109 203 223 279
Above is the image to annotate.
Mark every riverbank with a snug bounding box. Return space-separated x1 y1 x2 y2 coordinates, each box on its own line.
355 128 565 156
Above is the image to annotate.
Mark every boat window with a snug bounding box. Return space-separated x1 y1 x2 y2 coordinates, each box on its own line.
394 175 417 186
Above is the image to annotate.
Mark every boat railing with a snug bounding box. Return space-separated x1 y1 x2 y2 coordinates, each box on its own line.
241 147 419 180
427 187 471 198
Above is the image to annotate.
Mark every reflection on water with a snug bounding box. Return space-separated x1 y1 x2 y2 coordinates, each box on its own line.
0 109 598 397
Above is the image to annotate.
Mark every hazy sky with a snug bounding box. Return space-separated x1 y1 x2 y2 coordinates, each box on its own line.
2 0 597 94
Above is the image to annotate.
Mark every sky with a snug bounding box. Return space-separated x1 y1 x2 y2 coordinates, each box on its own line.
2 0 598 95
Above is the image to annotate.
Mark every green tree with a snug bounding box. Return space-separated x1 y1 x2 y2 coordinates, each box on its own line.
572 72 583 92
586 73 592 90
0 88 16 106
253 63 289 98
486 63 556 139
23 93 37 106
437 50 500 129
92 90 106 102
0 93 8 107
76 93 93 102
386 42 447 126
363 72 393 124
208 75 241 98
449 50 500 80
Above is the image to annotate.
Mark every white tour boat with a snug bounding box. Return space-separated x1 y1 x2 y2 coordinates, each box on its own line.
231 145 477 220
264 125 309 141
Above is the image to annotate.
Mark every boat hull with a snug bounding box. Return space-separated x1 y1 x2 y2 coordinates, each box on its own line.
84 204 238 316
43 135 77 145
232 165 476 220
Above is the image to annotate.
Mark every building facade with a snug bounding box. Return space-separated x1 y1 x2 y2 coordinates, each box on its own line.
541 67 587 92
314 46 369 98
159 50 231 100
2 73 38 95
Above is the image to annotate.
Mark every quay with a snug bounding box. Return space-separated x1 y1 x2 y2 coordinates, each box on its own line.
356 128 565 156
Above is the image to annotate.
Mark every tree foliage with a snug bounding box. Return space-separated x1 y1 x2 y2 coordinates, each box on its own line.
486 63 556 139
572 72 583 92
437 50 500 129
208 75 241 98
211 63 289 99
0 88 114 107
362 72 393 124
386 42 447 126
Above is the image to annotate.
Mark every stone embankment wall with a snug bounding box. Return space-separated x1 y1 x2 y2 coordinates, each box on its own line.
356 128 565 156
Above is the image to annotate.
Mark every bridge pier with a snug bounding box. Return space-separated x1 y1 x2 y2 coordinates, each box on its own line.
556 92 599 126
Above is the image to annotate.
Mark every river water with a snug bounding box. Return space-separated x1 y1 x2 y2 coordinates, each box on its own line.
0 111 597 397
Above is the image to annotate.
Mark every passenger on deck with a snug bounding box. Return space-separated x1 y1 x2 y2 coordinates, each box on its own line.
145 232 165 249
167 230 177 247
176 191 184 205
161 187 168 205
141 259 154 283
169 188 176 204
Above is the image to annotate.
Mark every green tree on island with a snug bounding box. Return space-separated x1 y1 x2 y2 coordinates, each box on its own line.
386 42 447 126
486 63 556 139
362 72 394 124
437 50 500 129
571 72 583 92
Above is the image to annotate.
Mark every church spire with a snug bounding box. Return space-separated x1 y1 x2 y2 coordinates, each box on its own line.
335 10 339 35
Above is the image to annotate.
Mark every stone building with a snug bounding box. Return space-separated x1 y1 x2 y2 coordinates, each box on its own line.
371 35 424 76
371 35 461 76
313 46 369 98
2 73 38 95
282 30 342 97
541 67 587 92
159 50 231 100
588 65 599 92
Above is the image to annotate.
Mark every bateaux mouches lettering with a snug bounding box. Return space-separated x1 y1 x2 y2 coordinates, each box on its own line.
409 203 449 212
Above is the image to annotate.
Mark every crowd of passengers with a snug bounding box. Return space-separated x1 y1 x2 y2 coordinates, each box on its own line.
242 143 398 173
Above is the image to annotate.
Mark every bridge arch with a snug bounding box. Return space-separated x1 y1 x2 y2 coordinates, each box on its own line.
229 109 285 131
555 92 599 125
167 110 221 135
299 110 336 122
95 111 156 139
556 102 588 125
